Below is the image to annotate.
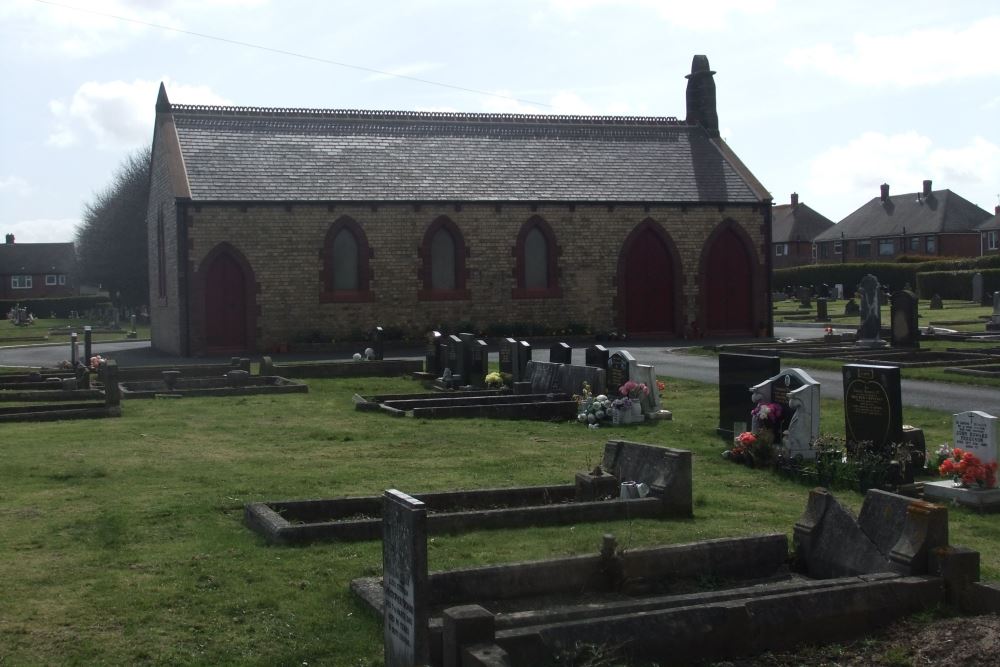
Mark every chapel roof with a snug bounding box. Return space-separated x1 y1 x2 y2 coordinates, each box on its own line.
160 97 769 204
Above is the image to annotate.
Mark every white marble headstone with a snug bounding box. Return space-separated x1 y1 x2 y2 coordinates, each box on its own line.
953 410 998 466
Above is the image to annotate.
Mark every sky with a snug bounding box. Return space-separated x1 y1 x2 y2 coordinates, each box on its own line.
1 0 999 243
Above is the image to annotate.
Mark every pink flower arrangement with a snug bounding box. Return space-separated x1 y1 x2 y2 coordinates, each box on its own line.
620 380 650 400
752 401 782 424
89 355 106 370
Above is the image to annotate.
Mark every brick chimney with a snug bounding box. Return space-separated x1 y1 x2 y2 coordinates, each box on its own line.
4 233 13 244
685 55 719 137
790 193 799 207
923 180 933 197
880 184 890 202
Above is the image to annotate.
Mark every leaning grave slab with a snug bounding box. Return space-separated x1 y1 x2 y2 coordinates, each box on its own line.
243 440 691 545
353 487 999 666
0 360 121 422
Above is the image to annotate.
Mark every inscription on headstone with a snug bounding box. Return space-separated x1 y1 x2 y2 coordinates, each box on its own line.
953 410 998 469
382 489 429 667
718 353 780 439
607 350 635 397
843 364 903 452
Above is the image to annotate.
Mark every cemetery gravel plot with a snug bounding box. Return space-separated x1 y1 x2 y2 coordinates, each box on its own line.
3 374 1000 665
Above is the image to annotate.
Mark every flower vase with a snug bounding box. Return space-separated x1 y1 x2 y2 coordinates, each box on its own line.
612 407 622 425
630 402 642 419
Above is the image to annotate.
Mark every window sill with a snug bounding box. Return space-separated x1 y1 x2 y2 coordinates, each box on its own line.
418 289 470 301
320 290 374 303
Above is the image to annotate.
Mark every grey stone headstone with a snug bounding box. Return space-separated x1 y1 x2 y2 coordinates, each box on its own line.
607 350 635 397
842 364 903 453
260 356 275 377
549 342 572 365
102 360 120 406
953 410 998 468
750 368 820 460
835 284 844 299
631 363 662 413
973 272 984 304
856 274 883 343
525 360 565 394
815 299 829 322
718 353 780 439
584 345 610 371
890 290 920 348
562 364 606 397
382 489 429 667
929 293 943 310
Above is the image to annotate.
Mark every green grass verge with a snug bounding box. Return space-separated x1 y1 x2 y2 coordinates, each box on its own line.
774 298 992 331
1 318 150 345
0 375 997 664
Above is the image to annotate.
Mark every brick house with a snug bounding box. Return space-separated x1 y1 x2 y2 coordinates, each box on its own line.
146 55 773 356
771 193 834 269
812 181 993 263
977 206 1000 255
0 234 76 299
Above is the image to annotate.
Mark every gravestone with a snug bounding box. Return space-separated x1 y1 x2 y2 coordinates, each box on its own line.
890 289 920 348
563 364 606 397
843 364 903 453
987 292 1000 332
515 341 532 382
607 350 635 397
371 326 385 361
631 363 662 414
818 283 831 299
585 345 610 371
467 339 488 387
448 335 468 384
815 299 829 322
844 299 860 316
717 353 781 439
796 286 812 308
834 284 844 300
750 368 821 460
856 274 885 346
498 338 517 377
70 332 78 366
382 489 429 667
524 360 565 394
102 360 121 407
425 331 443 375
83 326 93 364
953 410 998 470
973 273 984 305
929 294 943 310
549 342 572 365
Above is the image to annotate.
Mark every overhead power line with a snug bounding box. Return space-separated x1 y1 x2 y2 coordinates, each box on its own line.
32 0 551 108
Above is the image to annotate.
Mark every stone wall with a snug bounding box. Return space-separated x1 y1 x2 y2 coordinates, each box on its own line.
169 201 765 354
146 117 184 355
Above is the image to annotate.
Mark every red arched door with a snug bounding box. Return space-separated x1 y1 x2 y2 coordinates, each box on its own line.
204 251 247 350
620 227 674 334
704 228 753 335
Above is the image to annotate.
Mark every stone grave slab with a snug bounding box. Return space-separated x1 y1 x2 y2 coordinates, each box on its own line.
382 489 429 667
718 353 781 439
857 489 948 575
843 364 903 452
525 360 565 394
563 363 606 397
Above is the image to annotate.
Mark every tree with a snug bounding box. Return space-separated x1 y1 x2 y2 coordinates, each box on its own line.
75 146 151 308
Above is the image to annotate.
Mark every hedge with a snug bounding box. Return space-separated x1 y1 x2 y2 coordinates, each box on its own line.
773 263 920 295
916 269 1000 301
1 296 113 319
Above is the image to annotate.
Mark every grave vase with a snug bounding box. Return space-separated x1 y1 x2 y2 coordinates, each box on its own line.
630 402 642 420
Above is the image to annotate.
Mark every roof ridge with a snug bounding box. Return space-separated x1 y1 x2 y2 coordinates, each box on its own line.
168 103 683 127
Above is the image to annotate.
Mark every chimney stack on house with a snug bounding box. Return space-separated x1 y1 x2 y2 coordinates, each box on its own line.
4 233 14 244
790 193 799 207
923 180 933 197
685 55 719 137
880 184 890 202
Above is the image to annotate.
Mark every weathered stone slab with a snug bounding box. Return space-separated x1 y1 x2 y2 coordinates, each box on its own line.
562 364 605 397
602 440 691 513
383 489 429 667
857 489 948 575
524 360 564 394
793 488 889 578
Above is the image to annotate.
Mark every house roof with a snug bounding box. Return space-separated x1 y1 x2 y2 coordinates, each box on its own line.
162 100 769 204
814 189 993 242
0 242 75 274
975 207 1000 231
771 201 834 243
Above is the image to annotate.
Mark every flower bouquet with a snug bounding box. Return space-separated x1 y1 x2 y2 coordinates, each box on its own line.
484 371 504 389
939 447 998 489
575 382 612 426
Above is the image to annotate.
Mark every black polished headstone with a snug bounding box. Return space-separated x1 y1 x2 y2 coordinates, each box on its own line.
815 299 830 322
498 338 516 376
371 326 385 361
843 364 903 453
718 353 781 439
549 342 572 365
585 344 610 370
382 489 429 667
425 331 443 375
467 339 488 387
515 340 532 382
890 290 920 348
83 326 93 363
607 350 635 397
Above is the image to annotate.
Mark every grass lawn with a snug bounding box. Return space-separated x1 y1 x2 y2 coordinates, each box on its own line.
773 297 992 332
1 318 150 345
2 374 999 665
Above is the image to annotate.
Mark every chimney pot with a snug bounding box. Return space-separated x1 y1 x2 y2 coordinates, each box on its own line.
995 205 999 217
790 193 799 207
923 180 932 197
4 233 13 245
880 184 890 202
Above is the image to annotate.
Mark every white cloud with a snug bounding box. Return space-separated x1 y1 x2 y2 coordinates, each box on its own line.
786 16 1000 86
1 218 80 244
48 78 230 150
806 131 1000 212
0 176 34 197
547 0 775 30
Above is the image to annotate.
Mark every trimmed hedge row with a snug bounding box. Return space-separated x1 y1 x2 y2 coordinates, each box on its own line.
916 269 1000 301
2 296 112 318
773 263 920 294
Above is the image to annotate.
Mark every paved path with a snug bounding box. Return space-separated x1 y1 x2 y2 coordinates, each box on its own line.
3 325 998 414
